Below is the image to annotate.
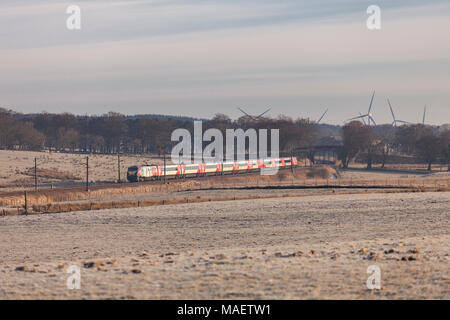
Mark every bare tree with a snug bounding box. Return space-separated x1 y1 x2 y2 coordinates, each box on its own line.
339 121 371 168
440 129 450 171
415 127 441 171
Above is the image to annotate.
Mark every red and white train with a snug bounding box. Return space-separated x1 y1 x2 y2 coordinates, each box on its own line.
127 157 298 182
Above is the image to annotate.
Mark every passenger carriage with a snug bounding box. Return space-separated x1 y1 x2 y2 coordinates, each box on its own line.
126 157 298 182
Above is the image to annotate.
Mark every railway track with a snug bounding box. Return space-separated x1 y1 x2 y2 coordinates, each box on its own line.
0 165 297 198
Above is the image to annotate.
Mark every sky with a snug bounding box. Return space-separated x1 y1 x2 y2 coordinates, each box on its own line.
1 0 449 125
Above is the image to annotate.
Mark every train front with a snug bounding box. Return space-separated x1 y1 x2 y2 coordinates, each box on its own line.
127 166 139 182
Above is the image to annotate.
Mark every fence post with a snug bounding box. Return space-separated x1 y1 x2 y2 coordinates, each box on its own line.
34 157 37 191
163 153 166 183
24 191 28 214
86 156 89 192
290 150 294 174
117 154 121 183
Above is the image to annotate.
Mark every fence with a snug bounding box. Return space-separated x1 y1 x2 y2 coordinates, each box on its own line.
1 170 449 210
1 150 448 191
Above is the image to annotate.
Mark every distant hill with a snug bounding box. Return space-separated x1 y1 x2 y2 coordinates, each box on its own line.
2 107 449 128
125 114 208 122
3 109 207 122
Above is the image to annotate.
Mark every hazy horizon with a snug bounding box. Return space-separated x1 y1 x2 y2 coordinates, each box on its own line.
1 0 450 125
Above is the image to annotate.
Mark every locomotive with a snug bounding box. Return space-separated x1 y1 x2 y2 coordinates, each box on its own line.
127 157 298 182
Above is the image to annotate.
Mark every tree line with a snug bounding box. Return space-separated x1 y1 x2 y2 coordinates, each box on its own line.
1 108 448 170
340 121 450 171
0 109 316 155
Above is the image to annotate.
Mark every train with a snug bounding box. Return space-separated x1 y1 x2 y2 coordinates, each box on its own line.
127 157 298 182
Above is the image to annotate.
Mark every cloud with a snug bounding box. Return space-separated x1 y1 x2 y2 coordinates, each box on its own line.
0 0 449 124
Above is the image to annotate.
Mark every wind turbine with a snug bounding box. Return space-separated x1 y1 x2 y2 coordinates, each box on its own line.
237 107 271 120
359 113 367 126
422 105 427 124
347 91 377 126
316 108 328 124
387 99 410 127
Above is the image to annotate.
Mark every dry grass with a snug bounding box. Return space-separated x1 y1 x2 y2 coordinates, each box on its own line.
0 150 163 189
20 167 79 181
1 167 449 214
306 167 331 179
2 184 449 216
0 167 339 207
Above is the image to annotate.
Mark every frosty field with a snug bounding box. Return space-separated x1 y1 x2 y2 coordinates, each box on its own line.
0 191 448 299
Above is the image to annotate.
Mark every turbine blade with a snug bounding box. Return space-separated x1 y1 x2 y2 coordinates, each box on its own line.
348 114 367 121
256 108 271 118
317 108 328 123
238 107 251 117
368 91 375 114
387 99 396 121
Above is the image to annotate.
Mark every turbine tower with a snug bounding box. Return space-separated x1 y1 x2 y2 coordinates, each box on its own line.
422 105 427 124
387 99 410 127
